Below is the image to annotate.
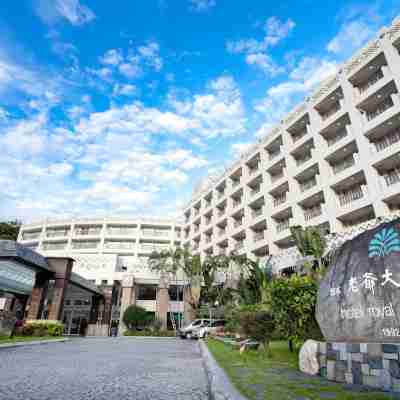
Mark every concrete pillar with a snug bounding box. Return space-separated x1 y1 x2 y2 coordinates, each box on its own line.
156 273 169 330
46 258 73 321
118 275 136 335
26 272 49 320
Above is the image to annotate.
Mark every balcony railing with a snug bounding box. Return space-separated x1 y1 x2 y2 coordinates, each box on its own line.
300 176 317 193
327 128 347 146
140 244 169 252
250 186 261 196
107 227 136 235
205 218 212 225
42 242 67 251
234 219 243 228
383 169 400 186
271 170 284 183
321 101 341 121
217 209 226 217
366 96 394 121
194 208 200 216
232 179 241 188
374 129 400 152
254 231 265 242
194 226 200 233
268 149 281 161
104 241 135 250
46 229 70 238
218 248 227 255
218 229 226 236
332 155 356 175
338 186 364 206
72 241 99 250
233 199 242 208
142 229 169 237
22 231 41 240
273 193 287 207
252 208 263 218
358 68 384 94
75 227 102 236
204 201 212 208
276 219 290 233
234 241 244 250
295 152 312 166
248 163 260 175
304 204 322 221
217 190 225 199
292 127 308 142
205 236 212 243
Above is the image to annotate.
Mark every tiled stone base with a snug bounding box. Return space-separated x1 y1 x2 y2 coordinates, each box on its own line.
318 342 400 392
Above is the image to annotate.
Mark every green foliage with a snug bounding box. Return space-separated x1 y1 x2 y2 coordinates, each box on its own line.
0 221 21 241
224 304 263 334
266 275 322 348
22 321 64 337
123 329 176 337
123 305 151 330
239 311 275 348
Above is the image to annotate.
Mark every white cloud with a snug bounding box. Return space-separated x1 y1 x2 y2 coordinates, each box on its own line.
35 0 95 26
100 49 123 66
189 0 216 12
231 142 253 158
327 20 374 55
137 42 163 71
245 53 284 76
112 83 137 96
118 62 142 79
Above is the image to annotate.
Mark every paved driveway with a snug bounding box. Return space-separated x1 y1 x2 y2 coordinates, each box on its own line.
0 337 209 400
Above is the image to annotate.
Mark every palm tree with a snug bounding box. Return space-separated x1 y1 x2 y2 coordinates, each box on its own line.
290 225 327 277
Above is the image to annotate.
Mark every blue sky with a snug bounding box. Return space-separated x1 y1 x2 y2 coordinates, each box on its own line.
0 0 398 222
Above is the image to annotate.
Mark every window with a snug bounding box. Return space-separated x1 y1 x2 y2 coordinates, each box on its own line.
168 285 184 301
137 285 157 300
101 280 108 285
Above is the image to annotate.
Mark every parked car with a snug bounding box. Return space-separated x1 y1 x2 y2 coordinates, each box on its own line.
178 319 211 339
192 319 225 339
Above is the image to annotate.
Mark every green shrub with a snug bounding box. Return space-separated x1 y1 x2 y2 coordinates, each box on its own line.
123 305 151 330
123 329 176 337
239 311 275 350
22 321 64 337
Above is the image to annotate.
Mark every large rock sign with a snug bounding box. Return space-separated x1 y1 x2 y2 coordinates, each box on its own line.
316 218 400 343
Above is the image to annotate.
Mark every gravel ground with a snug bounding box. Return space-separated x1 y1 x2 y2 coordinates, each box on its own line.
0 337 209 400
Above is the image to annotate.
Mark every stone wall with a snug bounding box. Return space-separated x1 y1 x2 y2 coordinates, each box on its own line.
318 342 400 392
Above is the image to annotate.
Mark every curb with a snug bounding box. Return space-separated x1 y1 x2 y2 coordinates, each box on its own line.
199 340 248 400
0 338 68 349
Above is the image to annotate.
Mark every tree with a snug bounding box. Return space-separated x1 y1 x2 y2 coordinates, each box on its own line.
266 275 322 351
123 305 151 331
0 221 21 241
290 225 327 277
239 310 275 351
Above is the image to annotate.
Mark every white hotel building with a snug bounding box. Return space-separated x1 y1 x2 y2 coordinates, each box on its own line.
182 17 400 270
17 217 182 286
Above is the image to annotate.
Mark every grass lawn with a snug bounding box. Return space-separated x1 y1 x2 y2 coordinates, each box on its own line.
0 336 62 344
207 339 399 400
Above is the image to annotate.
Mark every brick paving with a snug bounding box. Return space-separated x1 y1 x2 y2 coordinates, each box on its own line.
0 337 209 400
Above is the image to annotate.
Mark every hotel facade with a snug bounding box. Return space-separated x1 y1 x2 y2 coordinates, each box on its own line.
182 17 400 272
17 217 185 330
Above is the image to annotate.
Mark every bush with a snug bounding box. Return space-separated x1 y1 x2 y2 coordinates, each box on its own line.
123 329 176 337
123 305 151 331
239 311 275 350
23 320 64 337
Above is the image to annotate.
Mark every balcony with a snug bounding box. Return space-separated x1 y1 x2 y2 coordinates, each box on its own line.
252 208 263 219
374 129 400 152
75 227 102 236
321 101 341 121
46 229 70 238
218 248 227 256
292 127 308 143
194 225 200 233
276 219 290 233
205 236 212 244
107 226 136 236
142 229 169 237
338 186 364 207
218 228 226 237
366 96 395 121
72 240 99 250
268 149 281 161
273 193 287 208
253 231 265 242
383 169 400 187
22 231 41 241
304 204 323 221
271 169 285 184
332 154 356 175
248 163 260 176
250 186 261 197
327 128 348 147
217 189 225 199
233 219 243 229
295 152 312 167
104 241 135 250
217 208 226 218
358 68 385 94
234 241 244 250
42 242 67 251
140 244 169 252
232 199 242 208
232 179 241 189
194 208 200 217
205 217 212 225
300 176 317 193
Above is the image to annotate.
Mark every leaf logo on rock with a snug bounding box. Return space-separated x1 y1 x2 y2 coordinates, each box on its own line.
368 227 400 258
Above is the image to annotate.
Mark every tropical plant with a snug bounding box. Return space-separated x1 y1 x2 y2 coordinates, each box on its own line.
368 226 400 258
0 221 21 241
122 305 151 331
290 225 327 277
239 311 275 351
266 275 322 351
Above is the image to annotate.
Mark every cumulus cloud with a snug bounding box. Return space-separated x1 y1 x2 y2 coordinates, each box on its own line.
245 53 284 76
35 0 96 26
231 142 253 158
